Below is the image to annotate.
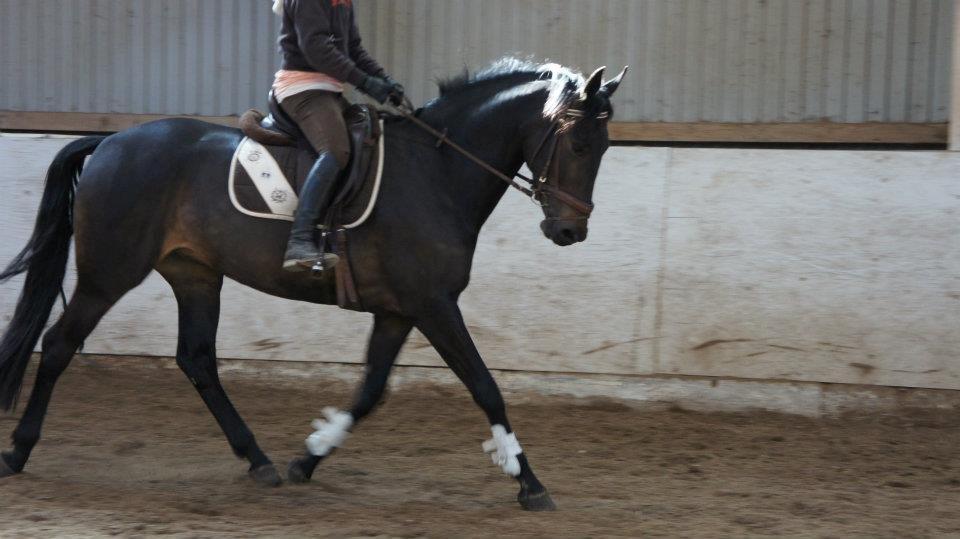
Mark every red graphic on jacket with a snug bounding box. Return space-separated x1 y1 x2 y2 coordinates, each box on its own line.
331 0 352 7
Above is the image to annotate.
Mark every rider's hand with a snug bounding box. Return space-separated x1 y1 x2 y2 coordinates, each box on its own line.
384 75 405 107
360 76 393 104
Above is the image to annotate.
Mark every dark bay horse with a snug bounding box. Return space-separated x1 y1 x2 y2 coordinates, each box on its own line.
0 59 625 511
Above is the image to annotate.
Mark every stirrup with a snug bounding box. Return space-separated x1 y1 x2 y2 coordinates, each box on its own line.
309 231 340 275
283 251 339 273
310 252 341 275
282 238 323 273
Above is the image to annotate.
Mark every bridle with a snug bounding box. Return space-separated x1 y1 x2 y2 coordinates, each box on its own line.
394 99 598 220
525 108 605 220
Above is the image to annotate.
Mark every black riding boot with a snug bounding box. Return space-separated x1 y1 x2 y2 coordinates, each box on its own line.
283 152 342 272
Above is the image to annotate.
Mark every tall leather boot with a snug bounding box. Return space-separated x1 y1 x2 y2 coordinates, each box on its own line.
283 152 342 272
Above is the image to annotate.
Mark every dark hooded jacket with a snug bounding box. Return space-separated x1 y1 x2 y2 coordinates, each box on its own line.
279 0 385 88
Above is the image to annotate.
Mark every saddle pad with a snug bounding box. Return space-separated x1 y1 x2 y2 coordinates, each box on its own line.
228 124 385 229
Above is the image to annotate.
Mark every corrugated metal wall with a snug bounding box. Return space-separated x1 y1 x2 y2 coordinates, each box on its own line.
0 0 278 116
0 0 953 123
357 0 953 123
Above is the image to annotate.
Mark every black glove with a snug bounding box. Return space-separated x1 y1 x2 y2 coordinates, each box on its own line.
383 75 405 106
361 76 392 104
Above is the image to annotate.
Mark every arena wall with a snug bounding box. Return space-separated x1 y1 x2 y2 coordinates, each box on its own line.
1 134 958 391
0 0 954 144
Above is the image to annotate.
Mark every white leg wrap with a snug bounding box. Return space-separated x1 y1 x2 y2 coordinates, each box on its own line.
305 407 354 457
482 424 523 477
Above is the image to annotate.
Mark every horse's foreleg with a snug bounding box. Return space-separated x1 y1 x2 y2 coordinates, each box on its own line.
417 303 556 511
1 286 114 476
288 314 413 483
163 263 280 487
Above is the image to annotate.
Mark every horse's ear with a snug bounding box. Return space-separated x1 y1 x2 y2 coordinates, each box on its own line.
581 66 606 100
600 66 629 98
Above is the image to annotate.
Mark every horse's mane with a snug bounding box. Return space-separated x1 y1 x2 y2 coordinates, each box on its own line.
429 58 586 120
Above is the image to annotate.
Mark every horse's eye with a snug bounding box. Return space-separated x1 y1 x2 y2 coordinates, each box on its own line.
570 138 590 155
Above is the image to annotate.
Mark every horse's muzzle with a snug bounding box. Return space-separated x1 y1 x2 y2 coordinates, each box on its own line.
541 219 588 246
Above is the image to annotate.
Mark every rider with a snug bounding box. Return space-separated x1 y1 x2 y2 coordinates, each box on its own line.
273 0 403 271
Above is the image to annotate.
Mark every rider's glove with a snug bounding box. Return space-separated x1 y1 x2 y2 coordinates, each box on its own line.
360 76 393 104
383 75 405 106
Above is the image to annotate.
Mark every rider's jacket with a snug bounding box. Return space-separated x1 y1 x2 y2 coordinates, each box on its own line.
278 0 385 88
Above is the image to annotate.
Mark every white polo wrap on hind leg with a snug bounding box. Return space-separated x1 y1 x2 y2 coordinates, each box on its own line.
305 407 354 457
482 424 523 477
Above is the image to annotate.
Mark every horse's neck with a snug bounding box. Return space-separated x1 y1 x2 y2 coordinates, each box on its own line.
425 90 544 233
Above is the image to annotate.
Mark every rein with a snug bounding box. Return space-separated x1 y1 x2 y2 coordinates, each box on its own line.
393 100 596 218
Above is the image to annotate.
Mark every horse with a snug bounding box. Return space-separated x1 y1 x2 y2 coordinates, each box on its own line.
0 58 626 511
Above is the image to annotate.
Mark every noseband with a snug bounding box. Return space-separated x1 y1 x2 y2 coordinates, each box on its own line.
396 100 599 220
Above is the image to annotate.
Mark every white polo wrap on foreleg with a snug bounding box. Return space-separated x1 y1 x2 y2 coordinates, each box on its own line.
305 407 354 457
482 424 523 476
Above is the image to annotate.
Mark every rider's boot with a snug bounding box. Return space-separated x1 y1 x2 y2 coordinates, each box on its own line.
282 152 342 272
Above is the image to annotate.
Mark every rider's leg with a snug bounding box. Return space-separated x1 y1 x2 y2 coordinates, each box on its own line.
278 90 351 271
283 154 342 271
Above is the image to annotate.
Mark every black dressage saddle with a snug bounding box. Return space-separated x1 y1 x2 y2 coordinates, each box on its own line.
239 92 382 226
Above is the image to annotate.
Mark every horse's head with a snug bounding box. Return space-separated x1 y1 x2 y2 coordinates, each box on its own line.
523 66 627 246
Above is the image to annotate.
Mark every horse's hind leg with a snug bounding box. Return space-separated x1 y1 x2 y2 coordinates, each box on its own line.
1 284 116 476
159 256 280 487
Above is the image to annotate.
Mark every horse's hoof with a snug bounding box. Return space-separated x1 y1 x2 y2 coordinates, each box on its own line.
286 457 313 484
0 453 18 479
249 464 283 487
518 488 557 511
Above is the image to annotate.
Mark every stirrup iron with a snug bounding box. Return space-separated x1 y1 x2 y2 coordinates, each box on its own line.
310 231 339 276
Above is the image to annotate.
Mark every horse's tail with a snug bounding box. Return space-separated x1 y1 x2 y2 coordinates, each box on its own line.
0 136 106 410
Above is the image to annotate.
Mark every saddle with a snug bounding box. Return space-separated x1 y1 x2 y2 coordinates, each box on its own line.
238 94 382 209
233 95 384 310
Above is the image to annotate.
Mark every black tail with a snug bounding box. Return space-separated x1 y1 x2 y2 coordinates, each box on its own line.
0 136 106 410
